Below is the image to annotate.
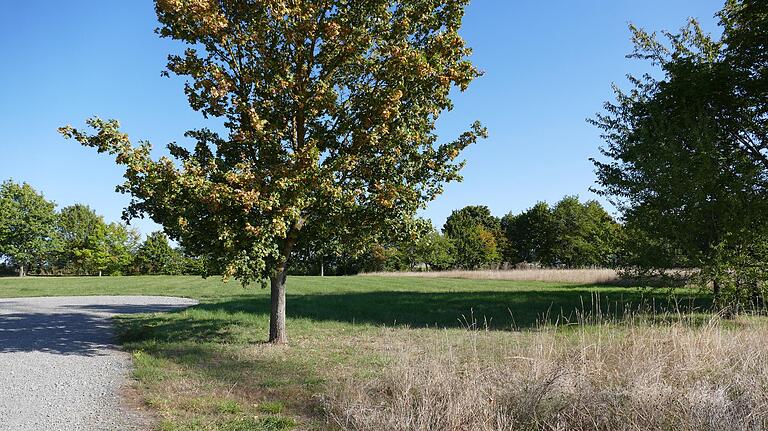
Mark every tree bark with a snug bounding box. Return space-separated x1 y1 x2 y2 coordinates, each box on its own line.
19 264 25 278
320 256 324 277
269 268 288 344
267 218 304 344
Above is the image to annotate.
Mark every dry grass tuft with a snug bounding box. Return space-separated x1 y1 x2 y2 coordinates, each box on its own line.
364 268 623 284
323 318 768 431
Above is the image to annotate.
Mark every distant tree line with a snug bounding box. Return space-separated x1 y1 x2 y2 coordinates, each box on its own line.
289 196 623 275
0 180 205 276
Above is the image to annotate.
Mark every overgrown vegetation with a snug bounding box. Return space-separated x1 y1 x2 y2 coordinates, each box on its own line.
326 317 768 431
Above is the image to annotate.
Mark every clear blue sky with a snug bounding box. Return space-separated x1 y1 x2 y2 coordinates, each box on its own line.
0 1 723 236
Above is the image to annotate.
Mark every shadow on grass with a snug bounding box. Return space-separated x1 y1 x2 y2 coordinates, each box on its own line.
261 289 710 328
118 288 713 346
120 324 323 422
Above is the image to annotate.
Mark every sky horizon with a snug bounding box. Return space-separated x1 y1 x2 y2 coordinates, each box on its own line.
0 1 723 236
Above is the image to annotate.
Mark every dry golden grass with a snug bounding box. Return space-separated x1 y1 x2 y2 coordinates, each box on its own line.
364 268 623 284
324 317 768 431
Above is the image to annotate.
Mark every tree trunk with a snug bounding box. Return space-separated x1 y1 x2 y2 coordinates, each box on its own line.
99 270 102 277
320 256 324 277
268 219 304 344
269 268 288 344
19 264 25 278
751 280 763 309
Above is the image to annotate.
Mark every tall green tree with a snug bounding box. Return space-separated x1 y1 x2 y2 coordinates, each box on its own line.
61 0 485 343
503 202 555 264
443 205 500 239
548 197 621 267
443 205 505 267
503 198 620 267
100 223 141 275
450 224 499 269
57 204 106 274
415 230 456 270
0 180 58 276
58 204 140 275
134 231 178 275
591 1 768 306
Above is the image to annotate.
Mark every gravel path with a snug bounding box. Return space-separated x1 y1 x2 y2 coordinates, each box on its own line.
0 296 198 431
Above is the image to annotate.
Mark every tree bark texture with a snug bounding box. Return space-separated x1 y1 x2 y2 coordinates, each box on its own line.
269 268 288 344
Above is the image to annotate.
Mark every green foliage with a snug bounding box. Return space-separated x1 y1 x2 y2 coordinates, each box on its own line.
503 198 621 267
592 0 768 308
443 205 500 239
443 205 503 269
449 224 500 269
102 222 141 275
60 0 485 287
0 180 57 275
415 230 456 270
133 231 204 276
57 204 139 275
503 202 554 264
548 197 622 267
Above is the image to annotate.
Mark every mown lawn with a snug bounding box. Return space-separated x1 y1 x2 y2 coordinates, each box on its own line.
0 275 711 430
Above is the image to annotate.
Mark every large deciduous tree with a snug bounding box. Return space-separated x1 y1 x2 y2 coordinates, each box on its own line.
548 196 621 268
502 202 554 265
591 0 768 307
57 204 107 275
443 206 502 269
134 231 179 275
61 0 485 342
0 180 57 276
502 198 620 267
57 204 139 276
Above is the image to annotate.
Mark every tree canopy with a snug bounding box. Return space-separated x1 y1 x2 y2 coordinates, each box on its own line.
57 204 139 276
443 205 503 269
502 197 620 268
591 0 768 307
0 180 57 276
61 0 485 343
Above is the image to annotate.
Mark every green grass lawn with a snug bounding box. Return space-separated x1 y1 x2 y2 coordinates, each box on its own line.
0 275 712 430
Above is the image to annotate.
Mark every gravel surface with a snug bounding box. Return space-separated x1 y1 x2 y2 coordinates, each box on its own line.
0 296 198 431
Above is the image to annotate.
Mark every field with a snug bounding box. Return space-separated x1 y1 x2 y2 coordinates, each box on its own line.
1 275 767 430
364 268 623 284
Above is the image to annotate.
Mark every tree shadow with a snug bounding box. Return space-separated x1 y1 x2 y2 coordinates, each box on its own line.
65 303 196 315
0 300 197 356
0 312 116 356
275 289 711 329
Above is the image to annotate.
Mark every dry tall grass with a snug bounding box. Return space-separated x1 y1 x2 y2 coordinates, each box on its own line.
323 317 768 431
364 268 622 284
